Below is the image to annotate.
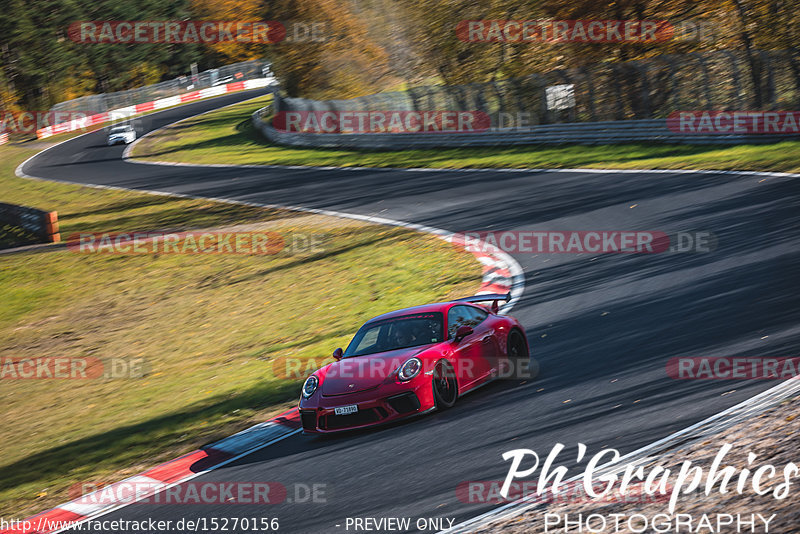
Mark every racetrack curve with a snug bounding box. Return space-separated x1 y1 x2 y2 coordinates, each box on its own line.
18 89 800 533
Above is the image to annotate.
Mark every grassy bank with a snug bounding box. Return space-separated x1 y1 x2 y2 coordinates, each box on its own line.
131 95 800 174
0 140 480 516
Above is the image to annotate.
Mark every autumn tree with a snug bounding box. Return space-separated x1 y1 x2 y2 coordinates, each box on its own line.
191 0 393 99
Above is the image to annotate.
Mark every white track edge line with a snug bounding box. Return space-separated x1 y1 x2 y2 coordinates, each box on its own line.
50 428 301 534
117 96 800 180
123 157 800 179
14 88 269 179
13 98 525 532
17 145 527 313
120 117 800 179
19 93 789 534
121 93 271 161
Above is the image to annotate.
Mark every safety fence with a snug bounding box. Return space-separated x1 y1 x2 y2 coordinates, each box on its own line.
273 49 800 126
51 60 275 115
37 78 273 139
254 110 798 149
257 48 800 147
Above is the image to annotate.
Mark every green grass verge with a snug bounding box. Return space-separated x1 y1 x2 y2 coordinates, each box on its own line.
0 140 481 516
0 224 39 249
132 95 800 174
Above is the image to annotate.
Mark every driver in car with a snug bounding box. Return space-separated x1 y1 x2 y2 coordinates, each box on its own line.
394 323 416 347
394 321 433 347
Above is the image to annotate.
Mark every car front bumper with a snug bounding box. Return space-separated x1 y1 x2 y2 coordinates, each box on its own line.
299 378 435 433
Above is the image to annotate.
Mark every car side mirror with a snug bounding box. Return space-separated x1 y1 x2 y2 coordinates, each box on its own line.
332 348 343 361
454 325 473 342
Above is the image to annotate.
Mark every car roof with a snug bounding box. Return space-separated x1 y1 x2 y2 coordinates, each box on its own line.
365 301 480 324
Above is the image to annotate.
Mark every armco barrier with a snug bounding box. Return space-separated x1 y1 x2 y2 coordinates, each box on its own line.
0 203 60 243
273 50 800 127
36 78 273 140
51 59 272 115
253 110 800 148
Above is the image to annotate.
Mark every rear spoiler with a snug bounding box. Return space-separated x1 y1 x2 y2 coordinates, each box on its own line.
453 292 511 313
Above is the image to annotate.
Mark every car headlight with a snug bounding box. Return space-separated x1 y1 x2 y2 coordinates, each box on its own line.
398 357 422 381
302 375 319 398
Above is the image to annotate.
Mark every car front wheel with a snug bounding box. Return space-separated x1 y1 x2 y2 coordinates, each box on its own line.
432 360 457 409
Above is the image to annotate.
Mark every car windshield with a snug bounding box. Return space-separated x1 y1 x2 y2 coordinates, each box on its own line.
344 312 444 357
110 126 132 133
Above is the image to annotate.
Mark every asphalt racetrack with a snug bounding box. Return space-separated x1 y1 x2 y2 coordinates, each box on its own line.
20 89 800 533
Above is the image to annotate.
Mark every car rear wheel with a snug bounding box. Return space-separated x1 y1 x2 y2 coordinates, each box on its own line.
508 330 537 380
432 360 457 409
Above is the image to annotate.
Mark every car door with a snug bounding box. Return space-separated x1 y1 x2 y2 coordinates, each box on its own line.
464 305 500 382
447 305 493 389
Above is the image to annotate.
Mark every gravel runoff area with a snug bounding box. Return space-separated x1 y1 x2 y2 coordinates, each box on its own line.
471 393 799 533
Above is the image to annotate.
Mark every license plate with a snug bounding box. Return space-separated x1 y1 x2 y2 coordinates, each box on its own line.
334 404 358 416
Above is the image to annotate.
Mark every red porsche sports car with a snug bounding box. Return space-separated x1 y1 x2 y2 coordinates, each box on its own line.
298 293 536 433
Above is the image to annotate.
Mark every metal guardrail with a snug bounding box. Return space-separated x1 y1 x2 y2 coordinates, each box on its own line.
259 48 799 147
252 109 798 148
50 60 275 115
273 49 800 127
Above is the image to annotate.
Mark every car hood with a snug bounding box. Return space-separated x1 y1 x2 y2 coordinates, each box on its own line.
320 345 432 396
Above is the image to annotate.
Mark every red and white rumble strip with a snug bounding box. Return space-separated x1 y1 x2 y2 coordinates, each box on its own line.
0 132 8 146
34 78 272 140
448 234 518 298
1 228 519 534
1 409 301 534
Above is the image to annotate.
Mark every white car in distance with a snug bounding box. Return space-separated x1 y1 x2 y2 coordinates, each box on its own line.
107 124 137 145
